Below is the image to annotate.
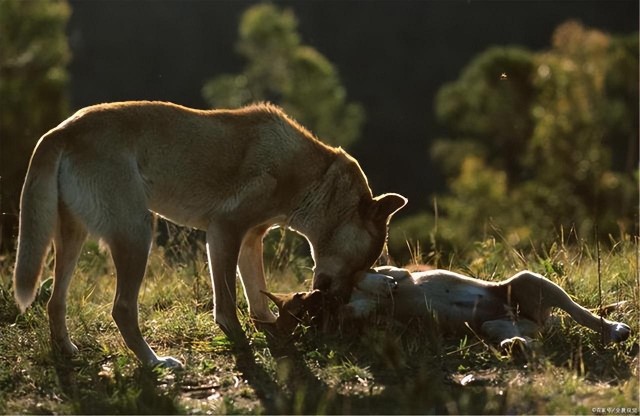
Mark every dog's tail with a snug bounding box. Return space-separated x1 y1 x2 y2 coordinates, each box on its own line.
13 133 63 312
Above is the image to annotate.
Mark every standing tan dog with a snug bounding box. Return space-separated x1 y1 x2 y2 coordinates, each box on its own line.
265 266 631 346
13 101 406 368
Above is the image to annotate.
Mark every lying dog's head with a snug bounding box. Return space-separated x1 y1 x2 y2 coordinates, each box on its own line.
261 290 326 333
262 269 401 333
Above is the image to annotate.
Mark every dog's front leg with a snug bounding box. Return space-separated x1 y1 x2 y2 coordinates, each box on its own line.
238 224 277 323
206 223 245 342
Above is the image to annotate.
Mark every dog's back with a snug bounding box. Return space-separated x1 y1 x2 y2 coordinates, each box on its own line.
52 102 338 228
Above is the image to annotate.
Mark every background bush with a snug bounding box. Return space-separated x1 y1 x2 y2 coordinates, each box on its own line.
389 21 638 262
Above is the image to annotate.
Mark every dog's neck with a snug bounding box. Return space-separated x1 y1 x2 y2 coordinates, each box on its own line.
285 155 364 239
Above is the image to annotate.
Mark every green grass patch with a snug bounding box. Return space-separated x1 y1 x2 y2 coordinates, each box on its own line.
0 235 637 414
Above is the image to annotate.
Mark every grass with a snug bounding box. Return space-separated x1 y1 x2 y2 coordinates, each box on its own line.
0 231 638 414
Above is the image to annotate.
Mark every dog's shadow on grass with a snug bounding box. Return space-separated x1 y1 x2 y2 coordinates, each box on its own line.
238 327 488 415
242 329 365 414
51 352 182 414
44 335 497 415
49 327 637 415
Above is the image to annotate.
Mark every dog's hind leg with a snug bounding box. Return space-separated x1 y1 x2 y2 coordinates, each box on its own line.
48 204 87 356
206 222 245 342
238 224 276 323
506 271 631 343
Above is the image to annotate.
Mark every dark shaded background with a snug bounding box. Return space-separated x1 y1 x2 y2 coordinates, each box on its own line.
67 0 639 213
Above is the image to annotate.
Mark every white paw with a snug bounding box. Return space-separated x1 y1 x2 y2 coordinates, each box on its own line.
499 336 531 349
64 342 80 356
609 322 631 343
356 272 397 297
53 338 79 356
373 266 412 280
152 356 184 369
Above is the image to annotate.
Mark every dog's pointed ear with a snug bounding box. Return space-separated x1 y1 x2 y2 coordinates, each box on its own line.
370 193 407 221
299 290 325 316
302 289 324 303
261 290 288 310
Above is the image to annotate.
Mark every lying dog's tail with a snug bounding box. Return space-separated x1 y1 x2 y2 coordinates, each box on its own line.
13 134 63 312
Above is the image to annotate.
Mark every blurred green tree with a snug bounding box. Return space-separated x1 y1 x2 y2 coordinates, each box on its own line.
202 3 364 149
433 46 536 180
525 22 639 239
390 21 638 259
0 0 71 253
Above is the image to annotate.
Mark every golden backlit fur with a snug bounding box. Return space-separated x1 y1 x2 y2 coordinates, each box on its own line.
13 101 406 368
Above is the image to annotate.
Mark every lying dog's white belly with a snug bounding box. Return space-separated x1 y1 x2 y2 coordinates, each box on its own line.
346 268 630 344
349 269 509 331
394 272 508 330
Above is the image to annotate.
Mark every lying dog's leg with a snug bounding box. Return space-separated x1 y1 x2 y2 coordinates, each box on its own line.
48 205 87 355
480 318 537 349
372 265 413 280
238 225 277 323
481 318 524 342
355 271 398 297
109 215 182 368
506 271 631 343
206 223 245 342
514 318 540 339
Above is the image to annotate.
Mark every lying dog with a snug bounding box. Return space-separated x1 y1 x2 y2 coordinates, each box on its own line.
264 266 631 347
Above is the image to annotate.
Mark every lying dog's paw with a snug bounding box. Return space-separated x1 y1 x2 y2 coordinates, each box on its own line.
373 265 413 281
609 322 631 343
356 272 397 297
499 336 532 349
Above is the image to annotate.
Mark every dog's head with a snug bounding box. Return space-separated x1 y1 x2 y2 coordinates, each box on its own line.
261 290 327 334
312 193 407 301
262 269 401 334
